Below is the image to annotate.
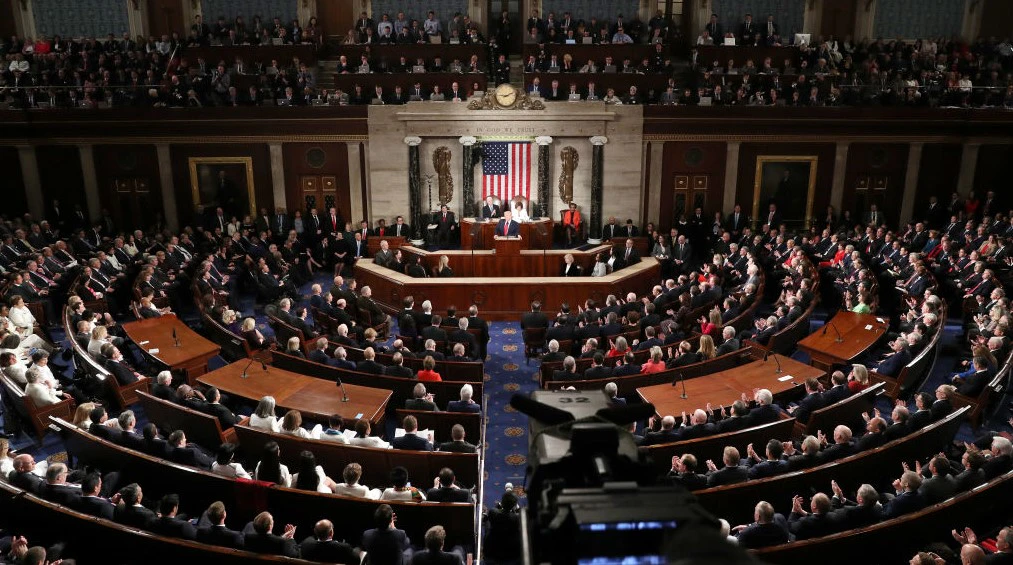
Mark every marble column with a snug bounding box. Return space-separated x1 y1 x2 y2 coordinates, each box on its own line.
956 142 981 196
535 136 553 218
268 143 286 211
17 146 44 219
155 144 179 232
900 143 923 226
405 136 423 243
587 136 608 244
12 0 36 38
78 145 101 221
723 141 740 214
829 142 851 213
125 0 148 39
459 136 477 217
348 143 365 221
297 0 318 25
854 0 876 42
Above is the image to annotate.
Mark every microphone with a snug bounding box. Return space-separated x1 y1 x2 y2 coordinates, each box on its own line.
240 351 268 379
822 320 843 343
762 349 782 373
335 376 350 402
509 393 575 426
670 372 688 399
172 327 181 347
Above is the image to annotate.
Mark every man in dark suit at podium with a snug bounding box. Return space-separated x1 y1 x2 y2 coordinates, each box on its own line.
433 204 456 248
496 210 520 237
481 195 501 220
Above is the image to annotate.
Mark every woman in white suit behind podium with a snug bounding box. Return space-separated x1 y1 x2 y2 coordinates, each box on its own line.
512 200 530 222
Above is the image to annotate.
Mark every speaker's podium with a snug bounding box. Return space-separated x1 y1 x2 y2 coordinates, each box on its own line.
493 235 523 256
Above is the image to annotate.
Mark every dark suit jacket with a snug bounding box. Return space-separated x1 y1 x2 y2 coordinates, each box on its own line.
793 392 825 424
244 532 299 557
412 549 464 565
706 465 749 487
105 359 139 385
446 400 481 413
385 364 415 378
204 402 238 429
788 512 834 540
426 485 472 502
521 311 549 329
357 359 386 375
876 349 911 377
41 483 82 507
919 475 957 504
392 433 434 451
197 524 245 549
881 490 925 519
747 459 790 479
115 504 157 529
299 537 358 563
150 516 198 540
437 440 478 453
362 527 411 565
77 495 115 520
495 219 520 237
958 370 991 397
736 518 790 549
405 398 438 412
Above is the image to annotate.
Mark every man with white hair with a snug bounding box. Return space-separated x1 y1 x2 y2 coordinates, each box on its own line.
984 436 1013 479
447 384 480 413
678 409 715 440
151 370 175 400
541 339 565 363
716 326 740 355
643 415 679 445
332 346 356 370
817 425 854 463
449 317 478 359
746 388 784 426
604 382 625 406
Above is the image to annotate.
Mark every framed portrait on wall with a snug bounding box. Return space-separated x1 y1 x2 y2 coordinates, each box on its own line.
751 156 818 229
188 157 256 218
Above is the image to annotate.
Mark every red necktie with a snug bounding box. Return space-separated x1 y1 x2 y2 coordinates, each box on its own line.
503 222 508 236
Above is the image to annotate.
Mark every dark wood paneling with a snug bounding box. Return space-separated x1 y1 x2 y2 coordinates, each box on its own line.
841 143 909 227
974 145 1013 208
0 147 27 220
914 144 961 211
146 0 184 39
980 0 1013 40
317 0 354 41
281 142 351 216
169 144 273 229
820 0 857 40
0 0 17 40
36 145 85 214
93 144 161 233
658 141 727 232
736 143 836 228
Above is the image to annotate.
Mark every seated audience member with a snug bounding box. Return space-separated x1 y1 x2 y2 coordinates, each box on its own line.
254 441 292 487
196 501 244 549
733 501 789 549
300 519 360 563
412 525 467 565
392 415 434 451
114 483 156 529
244 511 299 557
292 450 337 493
167 430 213 469
426 467 472 503
706 446 749 487
150 494 198 540
279 409 323 439
380 466 426 501
438 424 478 454
211 443 251 479
406 382 439 411
447 383 480 413
362 504 414 564
250 395 281 432
332 462 381 499
349 419 391 449
417 355 443 381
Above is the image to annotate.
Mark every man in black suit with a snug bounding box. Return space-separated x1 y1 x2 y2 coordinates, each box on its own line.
666 453 708 490
602 217 621 240
167 430 213 469
704 14 723 43
521 301 550 329
726 204 748 235
953 356 991 397
202 387 237 429
820 371 850 405
103 344 144 386
788 378 825 424
746 440 790 479
481 195 501 220
438 424 478 453
705 446 749 487
77 473 115 520
197 501 245 549
384 352 416 378
449 318 479 359
827 483 882 531
787 493 834 541
734 501 789 549
495 210 520 237
150 494 198 540
817 425 855 464
356 347 386 375
426 468 473 503
392 215 412 238
300 520 359 563
434 204 457 248
40 463 81 507
880 471 926 520
918 455 957 504
114 483 157 529
715 326 741 356
362 504 413 565
583 353 612 380
244 511 299 557
466 305 490 360
392 415 434 451
642 415 680 446
619 238 640 266
412 525 467 565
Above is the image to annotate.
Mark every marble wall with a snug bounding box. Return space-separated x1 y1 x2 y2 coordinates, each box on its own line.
366 102 644 228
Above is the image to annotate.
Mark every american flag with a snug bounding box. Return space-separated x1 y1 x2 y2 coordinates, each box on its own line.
482 141 531 202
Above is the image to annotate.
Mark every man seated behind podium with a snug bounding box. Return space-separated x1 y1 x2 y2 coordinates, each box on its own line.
481 195 501 220
496 210 520 237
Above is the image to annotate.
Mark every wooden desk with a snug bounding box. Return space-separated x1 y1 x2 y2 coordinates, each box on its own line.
398 243 609 278
332 73 488 95
123 315 220 384
334 44 488 64
522 44 660 62
197 361 391 427
796 312 888 371
523 72 670 98
460 217 553 250
355 256 660 320
636 356 821 417
696 45 799 67
183 44 318 65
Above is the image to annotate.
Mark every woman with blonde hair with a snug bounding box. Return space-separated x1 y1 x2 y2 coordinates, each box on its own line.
848 364 870 393
72 402 98 428
0 438 12 477
242 317 271 350
640 346 666 374
436 255 454 278
697 335 716 360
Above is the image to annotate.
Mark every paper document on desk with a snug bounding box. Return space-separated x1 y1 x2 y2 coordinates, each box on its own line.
394 428 435 443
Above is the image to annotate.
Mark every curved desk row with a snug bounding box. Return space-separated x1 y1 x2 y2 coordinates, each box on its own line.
354 255 660 320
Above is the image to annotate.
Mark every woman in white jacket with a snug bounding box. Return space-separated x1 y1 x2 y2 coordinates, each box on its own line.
249 396 282 432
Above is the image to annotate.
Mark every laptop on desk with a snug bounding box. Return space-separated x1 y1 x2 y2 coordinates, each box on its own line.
276 99 291 106
724 37 736 46
412 65 426 73
568 93 581 101
582 36 593 44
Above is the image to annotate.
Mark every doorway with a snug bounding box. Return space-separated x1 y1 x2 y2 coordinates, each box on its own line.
490 0 522 55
